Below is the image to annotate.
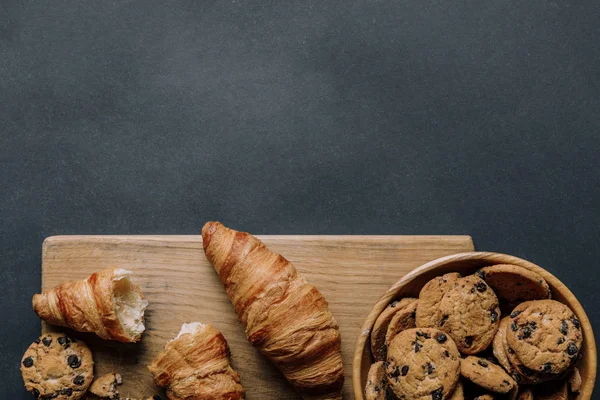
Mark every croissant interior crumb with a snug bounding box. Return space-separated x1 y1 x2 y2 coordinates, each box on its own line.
174 322 206 341
113 269 148 339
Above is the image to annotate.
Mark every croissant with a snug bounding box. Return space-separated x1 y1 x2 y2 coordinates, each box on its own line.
32 268 148 342
148 322 245 400
202 222 344 400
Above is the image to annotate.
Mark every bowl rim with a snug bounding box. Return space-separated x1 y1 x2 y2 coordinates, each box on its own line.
352 251 597 400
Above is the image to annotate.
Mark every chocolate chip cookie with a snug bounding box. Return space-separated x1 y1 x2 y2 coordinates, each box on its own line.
517 388 533 400
371 298 417 361
492 317 514 376
416 273 461 329
386 328 460 400
89 373 122 398
568 366 582 393
385 300 418 346
21 333 93 399
478 265 551 306
506 300 582 375
460 356 516 394
365 361 389 400
438 275 501 354
448 380 464 400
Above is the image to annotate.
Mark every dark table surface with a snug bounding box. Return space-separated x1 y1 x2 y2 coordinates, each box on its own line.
2 1 599 398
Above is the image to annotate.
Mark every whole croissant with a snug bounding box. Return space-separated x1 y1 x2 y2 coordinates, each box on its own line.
148 322 245 400
202 222 344 400
32 268 148 342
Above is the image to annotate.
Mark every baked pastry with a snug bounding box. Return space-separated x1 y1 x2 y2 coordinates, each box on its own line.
477 265 551 306
364 361 389 400
371 298 417 361
517 387 533 400
89 373 122 398
20 333 93 399
148 322 245 400
447 380 464 400
202 222 344 399
459 356 516 394
506 300 582 375
386 328 460 400
437 275 501 354
32 268 148 342
384 300 418 347
568 366 582 393
415 273 461 328
492 317 514 376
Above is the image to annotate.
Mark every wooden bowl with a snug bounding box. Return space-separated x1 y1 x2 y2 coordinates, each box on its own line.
353 252 597 399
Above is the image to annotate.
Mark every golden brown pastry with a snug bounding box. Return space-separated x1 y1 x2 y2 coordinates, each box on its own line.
90 373 122 398
32 268 148 342
202 221 344 400
148 322 245 400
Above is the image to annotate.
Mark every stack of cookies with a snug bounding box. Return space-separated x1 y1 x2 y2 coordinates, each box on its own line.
365 264 584 400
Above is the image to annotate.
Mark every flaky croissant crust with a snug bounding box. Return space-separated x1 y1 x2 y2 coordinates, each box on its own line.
148 323 245 400
202 222 344 399
32 268 145 342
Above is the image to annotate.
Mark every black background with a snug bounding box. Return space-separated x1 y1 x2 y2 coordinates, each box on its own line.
2 0 599 397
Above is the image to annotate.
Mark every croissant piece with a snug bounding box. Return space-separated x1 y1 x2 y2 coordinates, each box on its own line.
148 322 245 400
32 268 148 342
202 221 344 400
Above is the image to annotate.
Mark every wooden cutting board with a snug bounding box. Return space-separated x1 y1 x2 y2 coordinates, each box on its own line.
41 235 474 399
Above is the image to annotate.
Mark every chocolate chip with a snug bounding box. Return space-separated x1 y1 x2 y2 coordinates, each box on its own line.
508 347 514 354
414 341 423 352
423 362 434 374
502 380 511 385
529 321 537 330
570 316 580 328
444 350 450 357
390 366 401 378
557 337 565 345
511 322 518 331
477 359 488 367
567 342 578 356
431 387 444 400
73 375 84 385
465 336 473 347
59 388 73 396
543 363 553 373
435 333 447 343
32 389 40 398
490 309 498 323
22 357 34 367
374 385 380 392
401 365 409 376
42 337 52 347
411 310 416 319
560 320 568 335
476 269 486 280
67 354 81 369
522 326 532 339
416 331 431 339
440 315 448 327
57 336 71 347
475 281 487 292
34 338 41 344
391 301 398 308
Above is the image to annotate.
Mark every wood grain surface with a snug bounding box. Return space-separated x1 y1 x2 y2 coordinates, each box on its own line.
41 235 474 399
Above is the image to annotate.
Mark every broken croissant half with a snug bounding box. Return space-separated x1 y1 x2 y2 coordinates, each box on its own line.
148 322 245 400
32 268 148 342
